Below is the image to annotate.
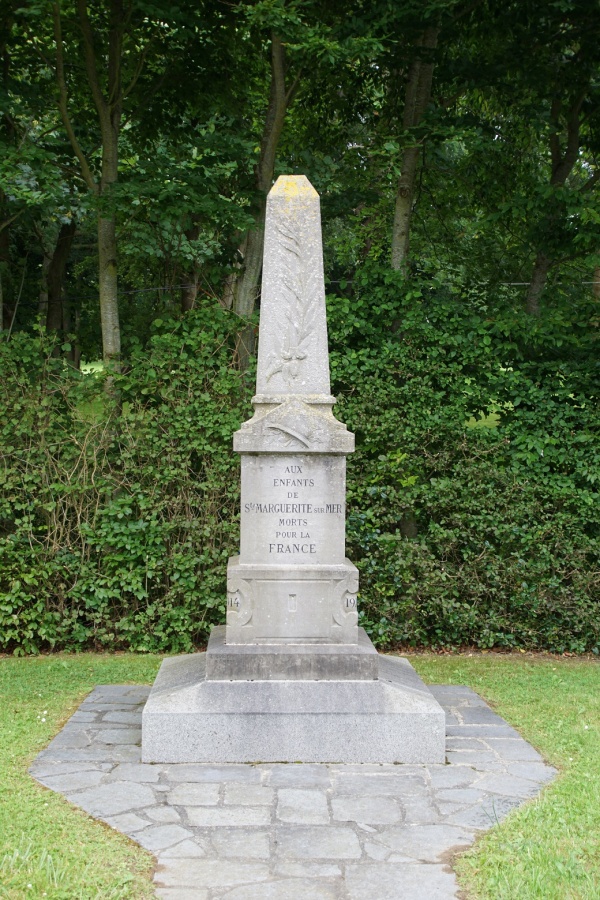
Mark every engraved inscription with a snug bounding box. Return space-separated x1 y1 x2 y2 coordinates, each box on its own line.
240 454 346 565
332 572 359 637
226 575 253 635
244 461 343 558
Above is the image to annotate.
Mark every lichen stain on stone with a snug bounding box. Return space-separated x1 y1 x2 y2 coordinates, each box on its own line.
271 175 319 201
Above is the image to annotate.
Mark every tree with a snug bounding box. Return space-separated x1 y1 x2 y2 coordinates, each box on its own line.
454 0 600 314
51 0 142 371
391 25 440 271
222 32 297 369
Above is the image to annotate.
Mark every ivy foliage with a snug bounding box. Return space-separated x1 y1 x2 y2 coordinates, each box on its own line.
330 264 600 653
0 306 251 654
0 268 598 654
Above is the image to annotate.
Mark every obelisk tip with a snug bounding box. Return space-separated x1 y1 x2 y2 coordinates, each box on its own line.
269 175 319 200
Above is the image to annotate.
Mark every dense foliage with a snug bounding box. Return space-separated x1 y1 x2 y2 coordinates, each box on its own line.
0 307 249 652
1 268 598 654
333 266 599 652
1 1 599 653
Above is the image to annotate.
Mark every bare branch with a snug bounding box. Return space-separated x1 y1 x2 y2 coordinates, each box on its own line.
122 37 153 99
52 3 97 192
76 0 109 125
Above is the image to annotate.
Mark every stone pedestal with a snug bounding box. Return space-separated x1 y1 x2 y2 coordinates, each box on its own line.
204 624 378 680
142 652 445 764
142 175 446 764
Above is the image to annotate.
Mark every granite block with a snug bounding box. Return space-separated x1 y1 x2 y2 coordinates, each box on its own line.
276 788 330 824
205 624 378 681
142 654 445 764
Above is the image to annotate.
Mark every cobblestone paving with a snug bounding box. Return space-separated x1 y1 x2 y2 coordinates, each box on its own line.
30 683 556 899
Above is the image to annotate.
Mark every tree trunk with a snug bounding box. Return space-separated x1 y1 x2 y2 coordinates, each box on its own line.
593 265 600 300
98 213 120 367
525 88 589 312
0 187 11 330
0 217 8 331
391 146 420 270
181 277 199 313
227 33 295 370
526 252 551 316
391 26 439 272
96 110 121 372
68 310 81 368
96 0 123 373
38 251 51 320
46 220 76 334
54 0 124 372
232 210 267 320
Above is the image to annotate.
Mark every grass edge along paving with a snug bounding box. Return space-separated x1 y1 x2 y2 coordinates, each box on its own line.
0 654 162 900
411 653 600 900
0 652 598 899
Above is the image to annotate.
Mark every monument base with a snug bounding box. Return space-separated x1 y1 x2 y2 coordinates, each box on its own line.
142 652 446 764
205 625 378 681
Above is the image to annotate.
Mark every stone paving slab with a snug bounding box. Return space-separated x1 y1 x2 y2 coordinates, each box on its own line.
30 680 557 899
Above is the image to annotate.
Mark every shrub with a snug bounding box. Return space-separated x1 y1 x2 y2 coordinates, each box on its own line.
330 264 600 652
1 265 598 654
0 308 249 653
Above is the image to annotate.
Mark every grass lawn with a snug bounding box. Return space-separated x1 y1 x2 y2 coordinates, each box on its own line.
0 654 162 899
413 653 600 899
0 651 598 899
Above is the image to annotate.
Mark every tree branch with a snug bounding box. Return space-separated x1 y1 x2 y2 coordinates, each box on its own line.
0 210 23 234
122 37 153 99
549 98 562 172
76 0 109 127
122 70 167 129
414 26 439 121
402 52 422 130
582 169 600 192
52 3 97 192
285 67 302 106
256 32 289 193
107 0 124 111
552 83 589 185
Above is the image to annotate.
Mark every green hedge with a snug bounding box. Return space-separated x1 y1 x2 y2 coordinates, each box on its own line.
0 308 248 653
1 270 598 654
332 266 599 653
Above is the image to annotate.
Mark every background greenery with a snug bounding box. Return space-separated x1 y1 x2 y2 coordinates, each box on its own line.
1 0 598 653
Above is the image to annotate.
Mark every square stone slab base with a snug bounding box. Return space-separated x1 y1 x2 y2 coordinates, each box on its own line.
142 653 446 764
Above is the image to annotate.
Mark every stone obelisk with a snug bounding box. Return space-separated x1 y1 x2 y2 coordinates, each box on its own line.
212 174 369 675
142 176 445 764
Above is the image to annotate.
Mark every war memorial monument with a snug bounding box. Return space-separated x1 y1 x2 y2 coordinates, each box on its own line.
142 175 446 764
